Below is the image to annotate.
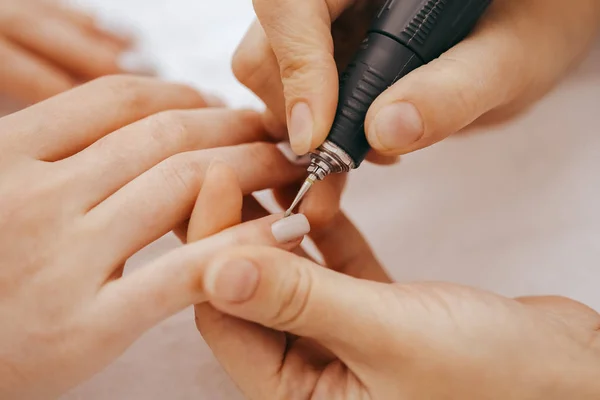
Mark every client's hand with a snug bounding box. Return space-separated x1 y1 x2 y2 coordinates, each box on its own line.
0 75 305 399
196 214 600 399
0 0 153 103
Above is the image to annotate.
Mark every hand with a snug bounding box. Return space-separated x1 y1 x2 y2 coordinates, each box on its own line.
0 0 154 103
0 75 305 399
195 214 600 399
233 0 600 224
236 0 600 154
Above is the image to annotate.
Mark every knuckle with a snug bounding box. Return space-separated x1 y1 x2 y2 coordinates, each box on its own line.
231 39 269 87
145 110 190 150
231 44 255 84
278 54 313 82
278 54 335 98
270 266 314 331
158 154 204 199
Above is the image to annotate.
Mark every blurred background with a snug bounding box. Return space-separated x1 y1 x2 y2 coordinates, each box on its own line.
61 0 600 398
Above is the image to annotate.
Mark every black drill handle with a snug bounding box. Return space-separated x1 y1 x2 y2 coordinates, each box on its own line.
327 0 492 167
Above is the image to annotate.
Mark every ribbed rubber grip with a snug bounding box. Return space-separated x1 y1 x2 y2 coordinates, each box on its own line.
372 0 492 62
327 33 422 166
326 0 491 167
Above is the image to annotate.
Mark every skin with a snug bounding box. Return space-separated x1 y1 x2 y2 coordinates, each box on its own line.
0 75 307 399
190 207 600 399
0 0 138 103
232 0 600 226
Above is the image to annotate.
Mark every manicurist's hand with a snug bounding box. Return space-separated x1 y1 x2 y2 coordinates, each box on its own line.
233 0 600 224
195 213 600 400
237 0 600 154
0 0 154 103
0 75 306 399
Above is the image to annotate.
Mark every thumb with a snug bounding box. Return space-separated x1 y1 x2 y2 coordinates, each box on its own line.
365 7 532 155
203 245 387 353
252 0 346 154
516 296 600 331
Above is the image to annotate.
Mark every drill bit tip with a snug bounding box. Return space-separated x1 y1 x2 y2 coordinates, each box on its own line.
284 174 316 217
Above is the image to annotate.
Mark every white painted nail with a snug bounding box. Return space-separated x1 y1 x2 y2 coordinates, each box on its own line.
276 142 311 166
117 51 158 76
95 15 138 42
271 214 310 243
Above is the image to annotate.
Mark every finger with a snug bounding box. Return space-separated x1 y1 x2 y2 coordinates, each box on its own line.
516 296 600 331
187 160 243 242
261 109 287 141
3 11 126 78
83 143 305 274
272 172 346 229
365 151 400 166
203 246 386 354
174 194 264 245
299 173 346 229
63 109 268 208
364 0 595 156
251 0 345 154
94 213 310 337
310 212 391 283
187 162 287 395
0 38 74 103
0 75 207 161
194 305 286 399
42 4 134 48
232 21 286 123
173 160 242 242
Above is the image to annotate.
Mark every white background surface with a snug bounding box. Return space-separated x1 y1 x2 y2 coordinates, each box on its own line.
63 1 600 399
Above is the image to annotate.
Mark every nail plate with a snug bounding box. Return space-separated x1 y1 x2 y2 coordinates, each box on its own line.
369 102 424 151
271 214 310 243
288 102 313 155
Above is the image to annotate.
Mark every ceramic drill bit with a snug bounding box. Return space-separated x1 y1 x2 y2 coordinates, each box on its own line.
284 173 317 217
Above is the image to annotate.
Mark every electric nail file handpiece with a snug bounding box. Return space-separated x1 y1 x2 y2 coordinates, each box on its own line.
285 0 492 216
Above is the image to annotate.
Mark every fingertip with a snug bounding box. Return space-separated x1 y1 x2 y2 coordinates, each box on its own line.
365 101 424 155
271 213 311 243
365 151 401 166
188 160 243 241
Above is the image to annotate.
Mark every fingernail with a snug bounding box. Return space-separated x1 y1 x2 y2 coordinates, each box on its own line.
288 102 313 155
95 15 138 42
369 102 423 151
205 259 259 303
276 142 311 166
117 51 158 76
271 214 310 243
